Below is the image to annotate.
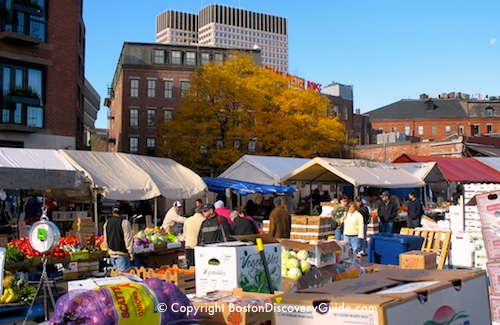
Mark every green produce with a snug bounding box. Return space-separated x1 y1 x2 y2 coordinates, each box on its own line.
6 244 24 263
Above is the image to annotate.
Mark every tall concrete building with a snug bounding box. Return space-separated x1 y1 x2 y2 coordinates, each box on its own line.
156 4 288 72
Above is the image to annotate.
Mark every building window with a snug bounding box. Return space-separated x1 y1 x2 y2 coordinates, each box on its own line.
130 108 139 127
163 108 173 121
417 125 424 135
147 79 156 98
486 107 494 117
154 50 165 64
164 79 173 99
445 125 451 134
333 106 339 117
7 2 47 41
1 64 44 128
181 80 190 97
146 108 156 127
172 51 182 65
130 137 139 154
404 125 411 136
248 138 256 153
472 125 480 136
458 125 464 134
201 53 210 65
391 126 397 132
431 125 437 135
130 79 139 97
214 53 223 63
342 107 348 121
487 124 493 134
186 52 196 66
146 137 156 156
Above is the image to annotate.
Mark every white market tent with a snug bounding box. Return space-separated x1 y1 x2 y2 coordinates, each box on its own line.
281 157 425 197
395 162 446 184
0 148 86 191
218 155 310 185
59 150 207 201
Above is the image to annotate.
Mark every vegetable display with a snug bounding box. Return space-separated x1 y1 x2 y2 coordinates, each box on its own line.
281 249 312 280
49 278 201 325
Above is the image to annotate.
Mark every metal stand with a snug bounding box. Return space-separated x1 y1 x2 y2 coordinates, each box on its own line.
22 256 57 324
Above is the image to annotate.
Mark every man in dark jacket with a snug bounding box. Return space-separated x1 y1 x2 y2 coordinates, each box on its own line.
407 192 423 228
230 209 258 235
377 191 398 234
103 206 134 270
356 197 371 255
198 203 233 244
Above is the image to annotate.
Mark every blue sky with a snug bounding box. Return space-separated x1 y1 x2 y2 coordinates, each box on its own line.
83 1 500 129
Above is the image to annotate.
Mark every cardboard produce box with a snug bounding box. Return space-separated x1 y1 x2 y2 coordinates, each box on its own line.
190 288 283 325
195 234 281 296
399 250 436 269
280 239 341 268
273 268 491 325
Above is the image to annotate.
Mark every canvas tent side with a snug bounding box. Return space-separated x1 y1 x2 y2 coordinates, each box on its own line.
281 157 425 198
218 155 310 185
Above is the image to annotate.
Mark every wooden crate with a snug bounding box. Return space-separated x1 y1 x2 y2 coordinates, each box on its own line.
148 265 196 294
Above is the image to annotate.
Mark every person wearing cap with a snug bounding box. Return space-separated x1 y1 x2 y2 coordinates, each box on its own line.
377 191 398 234
183 212 205 266
162 201 187 234
230 208 258 236
269 197 291 239
198 203 233 244
355 197 371 256
103 206 134 270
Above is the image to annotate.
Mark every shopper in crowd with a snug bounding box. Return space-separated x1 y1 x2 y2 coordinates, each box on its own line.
214 200 232 223
235 206 259 233
25 196 42 220
244 199 259 217
230 209 258 235
269 197 291 239
285 193 297 215
133 200 152 229
183 212 205 266
407 192 424 228
377 191 398 233
190 198 203 215
331 195 349 241
162 201 187 234
355 197 371 256
0 190 14 235
198 203 233 244
342 202 365 258
103 206 134 271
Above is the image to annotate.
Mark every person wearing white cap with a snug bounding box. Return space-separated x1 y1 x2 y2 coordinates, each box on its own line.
162 201 187 234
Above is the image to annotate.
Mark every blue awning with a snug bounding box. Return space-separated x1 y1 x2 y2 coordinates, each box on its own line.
202 177 296 196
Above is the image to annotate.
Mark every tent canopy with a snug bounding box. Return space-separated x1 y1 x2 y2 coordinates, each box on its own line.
394 154 500 183
395 162 447 184
0 148 86 190
281 157 425 188
203 177 296 196
59 150 207 201
218 155 310 185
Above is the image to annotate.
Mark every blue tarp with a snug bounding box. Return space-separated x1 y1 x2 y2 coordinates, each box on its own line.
202 177 296 196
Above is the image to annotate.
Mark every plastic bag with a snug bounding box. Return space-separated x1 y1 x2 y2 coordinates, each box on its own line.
49 279 200 325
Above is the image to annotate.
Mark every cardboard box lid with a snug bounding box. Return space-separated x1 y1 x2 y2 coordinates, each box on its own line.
400 250 436 257
280 239 341 254
275 290 397 307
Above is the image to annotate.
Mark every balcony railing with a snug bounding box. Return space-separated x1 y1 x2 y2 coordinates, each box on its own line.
11 2 43 17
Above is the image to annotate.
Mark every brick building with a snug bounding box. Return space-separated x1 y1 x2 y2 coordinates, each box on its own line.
366 93 500 141
105 42 262 155
0 0 99 150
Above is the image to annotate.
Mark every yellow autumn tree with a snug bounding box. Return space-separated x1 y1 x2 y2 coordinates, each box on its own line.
158 53 346 173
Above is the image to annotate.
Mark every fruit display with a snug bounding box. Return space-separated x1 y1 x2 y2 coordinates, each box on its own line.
1 271 35 304
281 249 312 280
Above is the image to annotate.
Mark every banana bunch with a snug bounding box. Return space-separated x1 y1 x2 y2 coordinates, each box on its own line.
1 287 18 303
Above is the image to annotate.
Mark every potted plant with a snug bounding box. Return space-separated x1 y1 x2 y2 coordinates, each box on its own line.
11 0 43 17
6 86 41 106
